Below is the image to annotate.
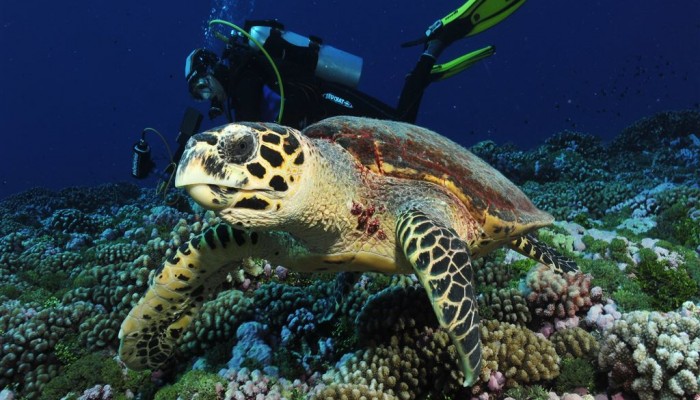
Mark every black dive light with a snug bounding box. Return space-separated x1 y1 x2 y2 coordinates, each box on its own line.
131 133 154 179
130 107 203 180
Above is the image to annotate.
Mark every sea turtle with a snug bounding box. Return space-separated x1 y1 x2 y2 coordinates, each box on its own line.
118 116 576 386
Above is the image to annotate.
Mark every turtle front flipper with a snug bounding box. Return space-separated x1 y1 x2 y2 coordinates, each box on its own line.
118 223 268 370
510 233 578 273
396 208 481 387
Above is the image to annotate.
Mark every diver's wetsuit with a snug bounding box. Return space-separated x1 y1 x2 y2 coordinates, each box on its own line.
213 28 437 129
224 62 399 129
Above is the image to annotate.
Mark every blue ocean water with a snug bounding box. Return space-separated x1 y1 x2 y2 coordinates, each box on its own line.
1 2 700 399
0 0 698 199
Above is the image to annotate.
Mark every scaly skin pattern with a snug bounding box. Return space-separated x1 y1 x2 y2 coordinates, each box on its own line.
397 208 481 386
119 117 576 386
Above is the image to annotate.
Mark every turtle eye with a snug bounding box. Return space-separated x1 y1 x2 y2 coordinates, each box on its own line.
218 134 256 164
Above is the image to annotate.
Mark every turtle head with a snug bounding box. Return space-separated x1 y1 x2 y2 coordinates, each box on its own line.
175 122 307 226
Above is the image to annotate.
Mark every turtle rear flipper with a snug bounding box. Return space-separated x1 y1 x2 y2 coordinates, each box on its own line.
397 208 481 387
118 223 264 370
509 233 578 273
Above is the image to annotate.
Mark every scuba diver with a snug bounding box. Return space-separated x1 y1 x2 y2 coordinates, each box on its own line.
185 0 527 128
132 0 527 201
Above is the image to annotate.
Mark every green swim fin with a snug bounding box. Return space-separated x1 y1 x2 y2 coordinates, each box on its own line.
403 0 527 47
430 45 495 81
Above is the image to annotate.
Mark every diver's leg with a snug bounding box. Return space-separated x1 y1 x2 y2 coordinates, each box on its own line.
396 0 528 122
396 40 447 123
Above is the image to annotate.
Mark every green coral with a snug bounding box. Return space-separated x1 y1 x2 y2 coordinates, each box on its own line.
42 353 154 400
554 357 596 394
503 385 550 400
53 337 81 365
332 315 359 356
654 202 700 248
154 370 226 400
537 228 577 256
635 248 698 311
608 238 634 264
572 212 595 229
0 284 21 299
612 280 653 312
509 258 537 275
578 258 626 295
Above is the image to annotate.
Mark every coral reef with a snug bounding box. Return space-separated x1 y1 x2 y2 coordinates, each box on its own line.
0 111 699 399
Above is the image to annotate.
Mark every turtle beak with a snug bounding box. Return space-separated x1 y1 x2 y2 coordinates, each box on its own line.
175 136 249 210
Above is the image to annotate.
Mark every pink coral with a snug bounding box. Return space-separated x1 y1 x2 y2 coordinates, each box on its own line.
223 368 311 400
554 316 580 331
523 265 596 319
539 321 555 338
488 371 505 391
78 385 113 400
585 300 621 331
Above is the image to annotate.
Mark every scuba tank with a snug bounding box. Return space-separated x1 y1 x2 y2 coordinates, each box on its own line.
248 25 363 88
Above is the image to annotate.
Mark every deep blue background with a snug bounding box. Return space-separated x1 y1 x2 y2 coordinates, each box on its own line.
1 1 698 199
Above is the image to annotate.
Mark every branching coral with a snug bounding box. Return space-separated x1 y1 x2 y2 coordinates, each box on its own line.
598 310 700 399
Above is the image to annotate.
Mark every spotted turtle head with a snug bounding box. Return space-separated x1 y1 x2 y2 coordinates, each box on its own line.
175 122 307 224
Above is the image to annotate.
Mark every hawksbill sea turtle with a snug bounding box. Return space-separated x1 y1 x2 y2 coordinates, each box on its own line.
118 116 577 386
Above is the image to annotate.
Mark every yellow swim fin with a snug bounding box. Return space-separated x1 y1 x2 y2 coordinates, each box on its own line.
403 0 527 47
430 45 495 81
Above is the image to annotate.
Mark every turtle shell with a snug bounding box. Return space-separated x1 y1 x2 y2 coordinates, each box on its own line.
303 116 553 238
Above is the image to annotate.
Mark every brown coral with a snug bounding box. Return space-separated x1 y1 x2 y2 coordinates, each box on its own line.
309 383 399 400
478 288 531 326
550 327 599 361
480 319 560 388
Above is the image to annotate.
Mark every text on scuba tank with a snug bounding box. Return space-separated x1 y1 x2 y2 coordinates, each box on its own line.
322 93 353 109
